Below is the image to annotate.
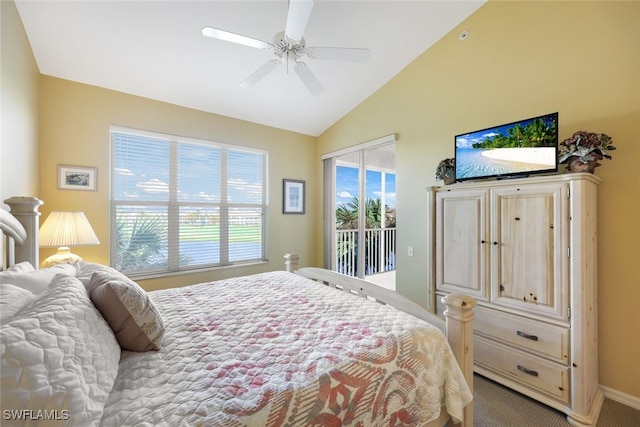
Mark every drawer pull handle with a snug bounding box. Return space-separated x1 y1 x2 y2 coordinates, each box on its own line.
517 365 539 377
517 330 538 341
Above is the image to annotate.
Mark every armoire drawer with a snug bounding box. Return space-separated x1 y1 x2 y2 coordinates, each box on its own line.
474 306 569 364
475 335 570 403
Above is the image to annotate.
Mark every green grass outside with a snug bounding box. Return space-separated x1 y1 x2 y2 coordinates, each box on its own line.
180 224 261 243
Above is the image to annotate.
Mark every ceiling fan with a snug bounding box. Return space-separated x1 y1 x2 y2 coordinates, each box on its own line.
202 0 370 95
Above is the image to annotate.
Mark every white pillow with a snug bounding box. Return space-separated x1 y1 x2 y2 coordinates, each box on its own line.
3 261 35 273
0 263 77 294
0 284 37 323
1 274 120 425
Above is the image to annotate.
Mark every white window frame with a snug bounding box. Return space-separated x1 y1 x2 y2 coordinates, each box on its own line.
110 126 269 278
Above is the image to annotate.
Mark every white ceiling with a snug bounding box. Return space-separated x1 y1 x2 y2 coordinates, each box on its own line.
16 0 485 137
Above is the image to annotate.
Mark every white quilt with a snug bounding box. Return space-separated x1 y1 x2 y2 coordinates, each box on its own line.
1 274 120 426
100 271 472 426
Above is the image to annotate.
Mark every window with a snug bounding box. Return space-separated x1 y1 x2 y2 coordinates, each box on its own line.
110 127 268 276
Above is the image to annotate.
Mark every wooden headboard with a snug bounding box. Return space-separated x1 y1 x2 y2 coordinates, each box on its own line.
1 197 43 270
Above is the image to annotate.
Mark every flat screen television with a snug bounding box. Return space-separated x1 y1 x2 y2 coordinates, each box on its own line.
455 112 558 182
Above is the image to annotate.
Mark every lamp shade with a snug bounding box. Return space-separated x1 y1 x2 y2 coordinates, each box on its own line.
39 211 100 248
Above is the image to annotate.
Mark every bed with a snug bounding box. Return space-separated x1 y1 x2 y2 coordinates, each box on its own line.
1 197 476 426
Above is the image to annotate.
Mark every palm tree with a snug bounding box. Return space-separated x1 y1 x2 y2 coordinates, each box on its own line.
335 196 395 275
336 197 394 230
116 213 168 271
473 116 557 149
336 197 359 230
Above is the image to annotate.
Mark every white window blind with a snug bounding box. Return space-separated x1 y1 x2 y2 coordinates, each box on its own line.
110 127 268 275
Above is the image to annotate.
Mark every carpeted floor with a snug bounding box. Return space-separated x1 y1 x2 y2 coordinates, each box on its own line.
471 374 640 426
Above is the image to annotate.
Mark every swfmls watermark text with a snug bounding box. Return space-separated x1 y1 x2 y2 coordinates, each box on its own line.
3 409 70 421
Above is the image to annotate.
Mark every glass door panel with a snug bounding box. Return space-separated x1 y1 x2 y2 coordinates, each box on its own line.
363 145 396 278
332 144 395 279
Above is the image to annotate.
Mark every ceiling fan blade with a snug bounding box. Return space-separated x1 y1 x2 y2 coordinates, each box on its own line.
294 61 323 95
240 60 280 88
202 27 272 50
307 47 370 62
284 0 314 42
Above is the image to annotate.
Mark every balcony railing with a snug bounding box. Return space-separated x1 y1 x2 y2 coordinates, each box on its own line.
335 228 396 277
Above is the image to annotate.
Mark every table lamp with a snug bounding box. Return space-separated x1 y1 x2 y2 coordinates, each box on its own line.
39 211 100 268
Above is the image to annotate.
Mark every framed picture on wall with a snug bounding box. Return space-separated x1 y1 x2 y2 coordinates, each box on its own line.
283 179 305 214
58 165 97 191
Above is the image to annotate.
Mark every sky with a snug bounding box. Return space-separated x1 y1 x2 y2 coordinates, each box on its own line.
336 166 396 209
113 134 265 205
455 113 557 149
456 128 505 149
114 132 396 210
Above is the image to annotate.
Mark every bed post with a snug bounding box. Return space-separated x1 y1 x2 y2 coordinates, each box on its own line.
442 293 476 427
4 197 44 268
284 253 300 272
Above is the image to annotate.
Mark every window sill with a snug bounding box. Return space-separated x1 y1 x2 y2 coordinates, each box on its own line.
125 260 269 281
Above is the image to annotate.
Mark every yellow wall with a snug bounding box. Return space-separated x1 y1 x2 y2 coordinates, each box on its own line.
317 1 639 399
37 77 318 290
3 0 639 399
0 0 40 202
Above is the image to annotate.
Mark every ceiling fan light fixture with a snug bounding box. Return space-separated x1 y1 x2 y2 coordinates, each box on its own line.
272 32 306 60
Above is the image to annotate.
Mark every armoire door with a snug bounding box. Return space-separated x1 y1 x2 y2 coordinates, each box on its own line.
489 182 569 320
435 188 488 300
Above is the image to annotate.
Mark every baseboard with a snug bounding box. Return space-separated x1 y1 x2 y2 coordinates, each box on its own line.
601 385 640 410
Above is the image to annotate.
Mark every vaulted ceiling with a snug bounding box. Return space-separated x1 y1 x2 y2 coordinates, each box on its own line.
16 0 485 136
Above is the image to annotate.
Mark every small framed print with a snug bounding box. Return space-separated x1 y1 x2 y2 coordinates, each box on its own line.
283 179 305 214
58 165 97 191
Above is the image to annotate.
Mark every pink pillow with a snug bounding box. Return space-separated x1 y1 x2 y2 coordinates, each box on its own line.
88 270 165 352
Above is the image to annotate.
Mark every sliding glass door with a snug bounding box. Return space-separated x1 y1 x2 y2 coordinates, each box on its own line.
323 137 396 281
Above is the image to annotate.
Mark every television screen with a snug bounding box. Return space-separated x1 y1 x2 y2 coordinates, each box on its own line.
455 112 558 182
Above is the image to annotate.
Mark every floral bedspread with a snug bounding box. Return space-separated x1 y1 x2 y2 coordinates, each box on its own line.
99 271 471 426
